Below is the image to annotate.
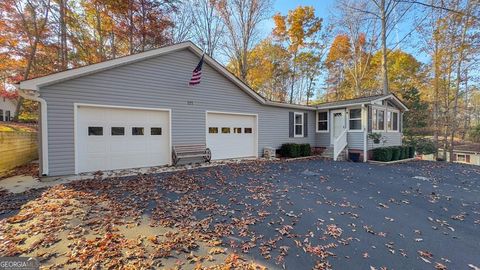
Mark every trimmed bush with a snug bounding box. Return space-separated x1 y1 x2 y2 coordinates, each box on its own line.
373 147 392 162
299 144 311 156
408 146 415 158
391 147 401 161
280 143 311 158
400 146 408 160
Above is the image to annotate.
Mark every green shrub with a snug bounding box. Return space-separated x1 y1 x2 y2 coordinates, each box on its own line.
403 137 436 155
299 144 311 156
373 147 392 161
398 146 405 160
408 146 415 158
280 143 298 158
280 143 311 158
404 146 409 158
391 147 401 161
399 146 408 159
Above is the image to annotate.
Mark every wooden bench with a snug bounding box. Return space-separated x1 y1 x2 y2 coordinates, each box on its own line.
172 144 211 165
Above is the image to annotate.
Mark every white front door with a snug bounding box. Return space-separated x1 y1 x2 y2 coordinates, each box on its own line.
331 109 346 140
77 105 170 173
206 112 257 160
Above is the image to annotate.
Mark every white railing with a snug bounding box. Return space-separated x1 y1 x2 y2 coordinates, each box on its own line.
333 129 348 161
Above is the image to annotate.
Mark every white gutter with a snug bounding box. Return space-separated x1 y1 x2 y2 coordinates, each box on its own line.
16 86 49 176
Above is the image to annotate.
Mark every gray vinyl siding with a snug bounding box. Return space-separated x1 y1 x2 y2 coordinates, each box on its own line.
347 132 364 150
40 48 316 176
315 133 330 147
367 132 403 150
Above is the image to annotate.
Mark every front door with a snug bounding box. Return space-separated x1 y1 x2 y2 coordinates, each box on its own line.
331 109 346 141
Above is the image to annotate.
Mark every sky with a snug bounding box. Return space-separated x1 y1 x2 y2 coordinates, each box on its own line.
259 0 429 63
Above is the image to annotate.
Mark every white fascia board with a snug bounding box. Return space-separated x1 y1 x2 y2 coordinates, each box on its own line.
316 102 368 110
371 94 409 111
19 42 194 91
265 101 317 110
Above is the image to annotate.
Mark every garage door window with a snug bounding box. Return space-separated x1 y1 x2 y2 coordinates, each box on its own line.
151 127 162 135
244 128 252 133
234 127 242 133
221 127 231 133
209 127 218 133
88 127 103 136
111 127 125 136
132 127 144 135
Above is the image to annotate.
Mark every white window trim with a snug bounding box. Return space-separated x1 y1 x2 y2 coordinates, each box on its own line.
316 110 329 133
348 108 363 132
455 154 470 163
386 109 400 132
294 112 304 137
372 107 386 133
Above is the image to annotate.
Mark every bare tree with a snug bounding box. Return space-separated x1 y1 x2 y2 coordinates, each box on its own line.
189 0 225 57
341 0 413 95
335 0 379 96
216 0 271 80
170 2 193 43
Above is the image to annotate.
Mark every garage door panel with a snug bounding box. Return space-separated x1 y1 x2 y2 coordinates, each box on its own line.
77 106 170 173
206 112 257 160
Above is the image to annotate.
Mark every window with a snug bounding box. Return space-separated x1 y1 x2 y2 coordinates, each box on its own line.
221 127 231 133
88 126 103 136
209 127 218 134
294 112 304 137
5 111 10 121
372 109 385 131
111 127 125 136
244 128 252 133
132 127 144 135
378 110 385 130
234 127 242 133
392 112 398 131
387 111 399 131
456 154 470 163
349 109 362 130
317 111 328 132
151 127 162 135
0 109 3 121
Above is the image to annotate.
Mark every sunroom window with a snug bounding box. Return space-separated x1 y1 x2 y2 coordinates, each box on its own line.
372 109 385 131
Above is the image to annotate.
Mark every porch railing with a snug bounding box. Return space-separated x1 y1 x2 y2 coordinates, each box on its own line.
333 129 347 161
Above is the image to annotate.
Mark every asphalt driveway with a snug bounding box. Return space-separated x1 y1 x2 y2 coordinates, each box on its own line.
1 158 479 269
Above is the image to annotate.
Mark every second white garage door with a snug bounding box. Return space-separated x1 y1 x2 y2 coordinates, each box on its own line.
76 105 170 173
206 112 257 160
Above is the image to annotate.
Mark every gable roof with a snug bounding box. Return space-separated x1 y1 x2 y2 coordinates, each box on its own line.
16 41 407 112
316 93 408 111
16 41 316 111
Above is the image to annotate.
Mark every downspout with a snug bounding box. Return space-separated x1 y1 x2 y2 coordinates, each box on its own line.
362 104 367 162
16 87 49 176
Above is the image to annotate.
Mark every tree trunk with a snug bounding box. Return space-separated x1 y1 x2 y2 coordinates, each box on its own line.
432 38 440 159
380 0 389 95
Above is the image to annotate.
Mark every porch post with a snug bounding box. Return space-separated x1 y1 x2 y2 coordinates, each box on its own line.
363 104 368 162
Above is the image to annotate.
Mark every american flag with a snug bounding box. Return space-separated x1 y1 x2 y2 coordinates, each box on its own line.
189 54 204 86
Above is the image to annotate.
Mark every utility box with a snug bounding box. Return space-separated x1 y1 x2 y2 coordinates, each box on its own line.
263 147 276 159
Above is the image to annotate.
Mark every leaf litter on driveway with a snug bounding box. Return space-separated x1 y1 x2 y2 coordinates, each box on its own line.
1 159 479 269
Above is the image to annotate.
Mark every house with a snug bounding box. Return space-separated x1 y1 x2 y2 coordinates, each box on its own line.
0 94 17 122
423 143 480 166
16 41 408 177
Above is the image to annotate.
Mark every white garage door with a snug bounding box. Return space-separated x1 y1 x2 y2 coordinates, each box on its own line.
206 112 257 160
76 106 170 173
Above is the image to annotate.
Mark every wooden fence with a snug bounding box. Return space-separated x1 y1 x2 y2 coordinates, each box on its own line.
0 131 38 176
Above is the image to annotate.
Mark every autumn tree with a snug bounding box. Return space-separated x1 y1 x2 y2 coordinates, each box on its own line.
216 0 271 81
272 6 323 104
